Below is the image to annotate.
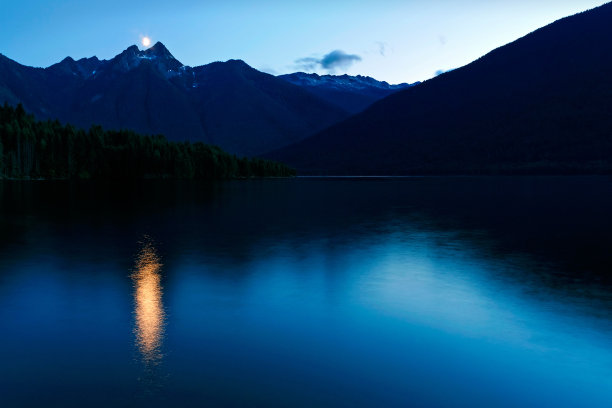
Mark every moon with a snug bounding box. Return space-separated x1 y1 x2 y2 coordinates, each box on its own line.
142 36 151 47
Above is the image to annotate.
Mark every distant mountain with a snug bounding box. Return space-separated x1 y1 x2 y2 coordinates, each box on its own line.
278 72 418 113
270 3 612 175
0 42 348 156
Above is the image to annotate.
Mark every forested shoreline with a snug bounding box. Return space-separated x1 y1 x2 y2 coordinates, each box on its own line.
0 104 295 180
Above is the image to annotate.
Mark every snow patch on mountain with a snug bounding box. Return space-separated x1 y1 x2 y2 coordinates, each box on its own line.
280 72 418 91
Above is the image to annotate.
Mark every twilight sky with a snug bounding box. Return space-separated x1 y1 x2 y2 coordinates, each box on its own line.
0 0 607 84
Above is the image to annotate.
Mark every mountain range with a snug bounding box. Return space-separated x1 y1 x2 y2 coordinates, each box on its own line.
0 43 350 157
270 2 612 174
278 73 417 114
0 44 413 157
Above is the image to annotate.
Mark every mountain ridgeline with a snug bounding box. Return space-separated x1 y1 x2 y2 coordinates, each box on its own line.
0 42 349 157
270 2 612 175
0 103 295 180
278 73 417 114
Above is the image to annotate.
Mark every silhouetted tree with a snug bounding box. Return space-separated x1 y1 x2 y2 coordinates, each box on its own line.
0 103 296 180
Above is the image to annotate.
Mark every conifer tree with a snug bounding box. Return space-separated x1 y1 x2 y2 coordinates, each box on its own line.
0 104 296 180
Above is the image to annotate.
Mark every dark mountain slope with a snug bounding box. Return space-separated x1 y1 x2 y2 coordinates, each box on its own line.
278 72 417 114
0 42 348 156
189 60 349 155
270 3 612 174
68 60 205 144
0 55 72 118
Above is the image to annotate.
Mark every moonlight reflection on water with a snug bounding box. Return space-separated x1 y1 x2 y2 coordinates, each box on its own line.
132 238 165 377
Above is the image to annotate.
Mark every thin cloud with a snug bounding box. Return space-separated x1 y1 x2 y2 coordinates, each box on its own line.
295 50 362 73
376 41 387 57
294 57 320 71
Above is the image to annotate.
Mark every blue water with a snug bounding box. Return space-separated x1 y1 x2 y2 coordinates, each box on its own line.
0 177 611 407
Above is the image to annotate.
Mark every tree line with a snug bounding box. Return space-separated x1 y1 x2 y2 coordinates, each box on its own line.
0 103 295 179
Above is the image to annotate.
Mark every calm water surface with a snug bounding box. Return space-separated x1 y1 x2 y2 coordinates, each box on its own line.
1 177 611 407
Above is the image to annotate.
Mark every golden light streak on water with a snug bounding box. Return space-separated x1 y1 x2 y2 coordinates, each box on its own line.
132 239 165 367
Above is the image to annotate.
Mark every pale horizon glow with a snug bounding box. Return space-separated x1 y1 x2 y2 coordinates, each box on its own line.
0 0 608 84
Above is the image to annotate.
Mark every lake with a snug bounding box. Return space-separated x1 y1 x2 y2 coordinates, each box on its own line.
1 177 611 407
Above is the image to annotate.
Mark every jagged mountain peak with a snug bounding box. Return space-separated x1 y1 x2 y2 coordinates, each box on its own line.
278 72 418 113
144 41 172 58
281 71 415 90
79 56 100 64
120 42 174 58
46 55 102 78
109 42 183 75
124 45 140 54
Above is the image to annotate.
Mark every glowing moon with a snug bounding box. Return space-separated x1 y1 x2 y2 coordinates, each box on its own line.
142 36 151 47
